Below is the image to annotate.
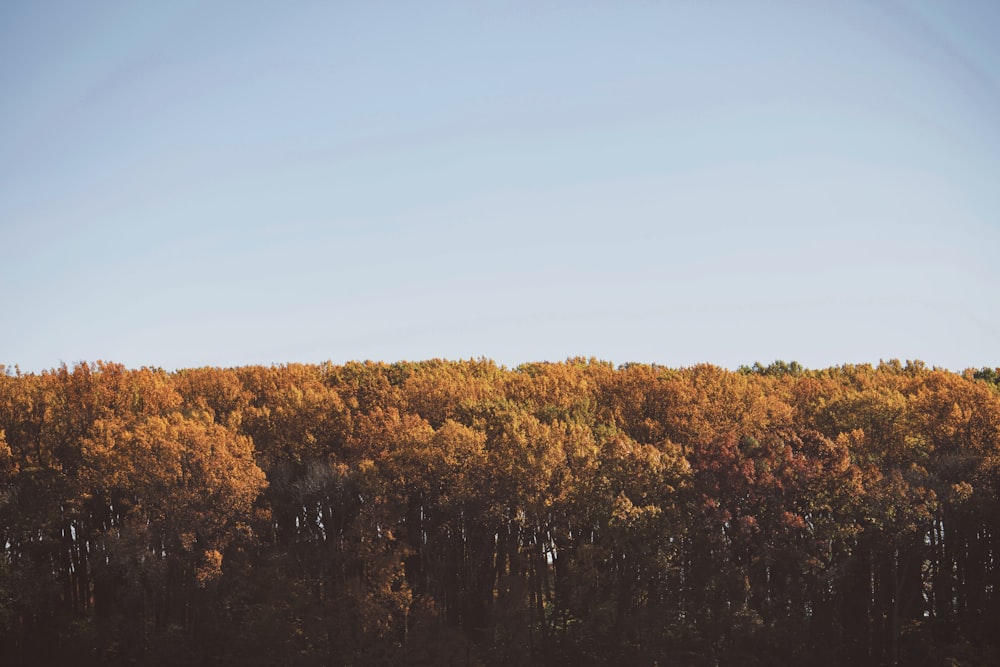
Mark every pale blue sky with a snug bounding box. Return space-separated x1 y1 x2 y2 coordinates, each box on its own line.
2 1 998 372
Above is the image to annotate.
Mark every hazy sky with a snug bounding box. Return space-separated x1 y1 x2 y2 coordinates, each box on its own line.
2 0 999 372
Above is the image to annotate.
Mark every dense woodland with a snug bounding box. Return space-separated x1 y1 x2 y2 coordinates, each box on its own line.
1 359 999 666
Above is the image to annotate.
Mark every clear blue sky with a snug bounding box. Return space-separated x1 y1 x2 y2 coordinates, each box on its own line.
2 0 998 372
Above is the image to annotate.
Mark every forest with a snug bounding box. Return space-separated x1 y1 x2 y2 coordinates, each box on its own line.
1 358 999 666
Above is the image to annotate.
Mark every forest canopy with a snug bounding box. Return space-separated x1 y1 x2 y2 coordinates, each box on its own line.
2 358 999 666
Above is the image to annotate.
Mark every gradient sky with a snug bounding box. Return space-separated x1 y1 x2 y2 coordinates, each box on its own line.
2 0 999 372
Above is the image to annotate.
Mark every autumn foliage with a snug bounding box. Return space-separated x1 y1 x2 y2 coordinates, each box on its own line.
1 359 999 665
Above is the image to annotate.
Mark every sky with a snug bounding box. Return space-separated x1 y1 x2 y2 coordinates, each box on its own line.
2 0 999 373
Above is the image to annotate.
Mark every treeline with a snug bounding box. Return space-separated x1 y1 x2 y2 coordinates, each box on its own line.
1 358 999 666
